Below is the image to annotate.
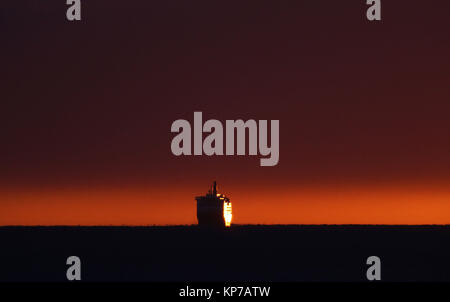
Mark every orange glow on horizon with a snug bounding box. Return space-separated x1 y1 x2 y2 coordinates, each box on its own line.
1 184 450 225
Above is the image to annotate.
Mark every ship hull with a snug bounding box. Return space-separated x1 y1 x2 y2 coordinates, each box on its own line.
196 196 225 227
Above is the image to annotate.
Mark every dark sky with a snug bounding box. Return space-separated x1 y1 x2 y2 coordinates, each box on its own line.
1 0 450 224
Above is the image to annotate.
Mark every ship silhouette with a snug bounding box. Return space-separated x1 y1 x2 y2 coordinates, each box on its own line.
196 181 232 227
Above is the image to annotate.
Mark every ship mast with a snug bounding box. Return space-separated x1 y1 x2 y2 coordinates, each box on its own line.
213 181 217 195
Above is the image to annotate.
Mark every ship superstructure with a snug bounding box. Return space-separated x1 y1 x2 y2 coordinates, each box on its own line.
196 181 232 227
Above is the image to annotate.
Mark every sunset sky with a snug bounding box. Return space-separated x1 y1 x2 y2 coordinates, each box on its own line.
2 0 450 225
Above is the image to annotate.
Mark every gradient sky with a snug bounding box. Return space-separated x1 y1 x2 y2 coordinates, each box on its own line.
1 0 450 225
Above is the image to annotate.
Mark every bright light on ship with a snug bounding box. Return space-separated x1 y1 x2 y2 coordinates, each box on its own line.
223 201 232 227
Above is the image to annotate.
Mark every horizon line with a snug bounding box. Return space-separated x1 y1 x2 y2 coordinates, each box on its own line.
1 224 450 227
